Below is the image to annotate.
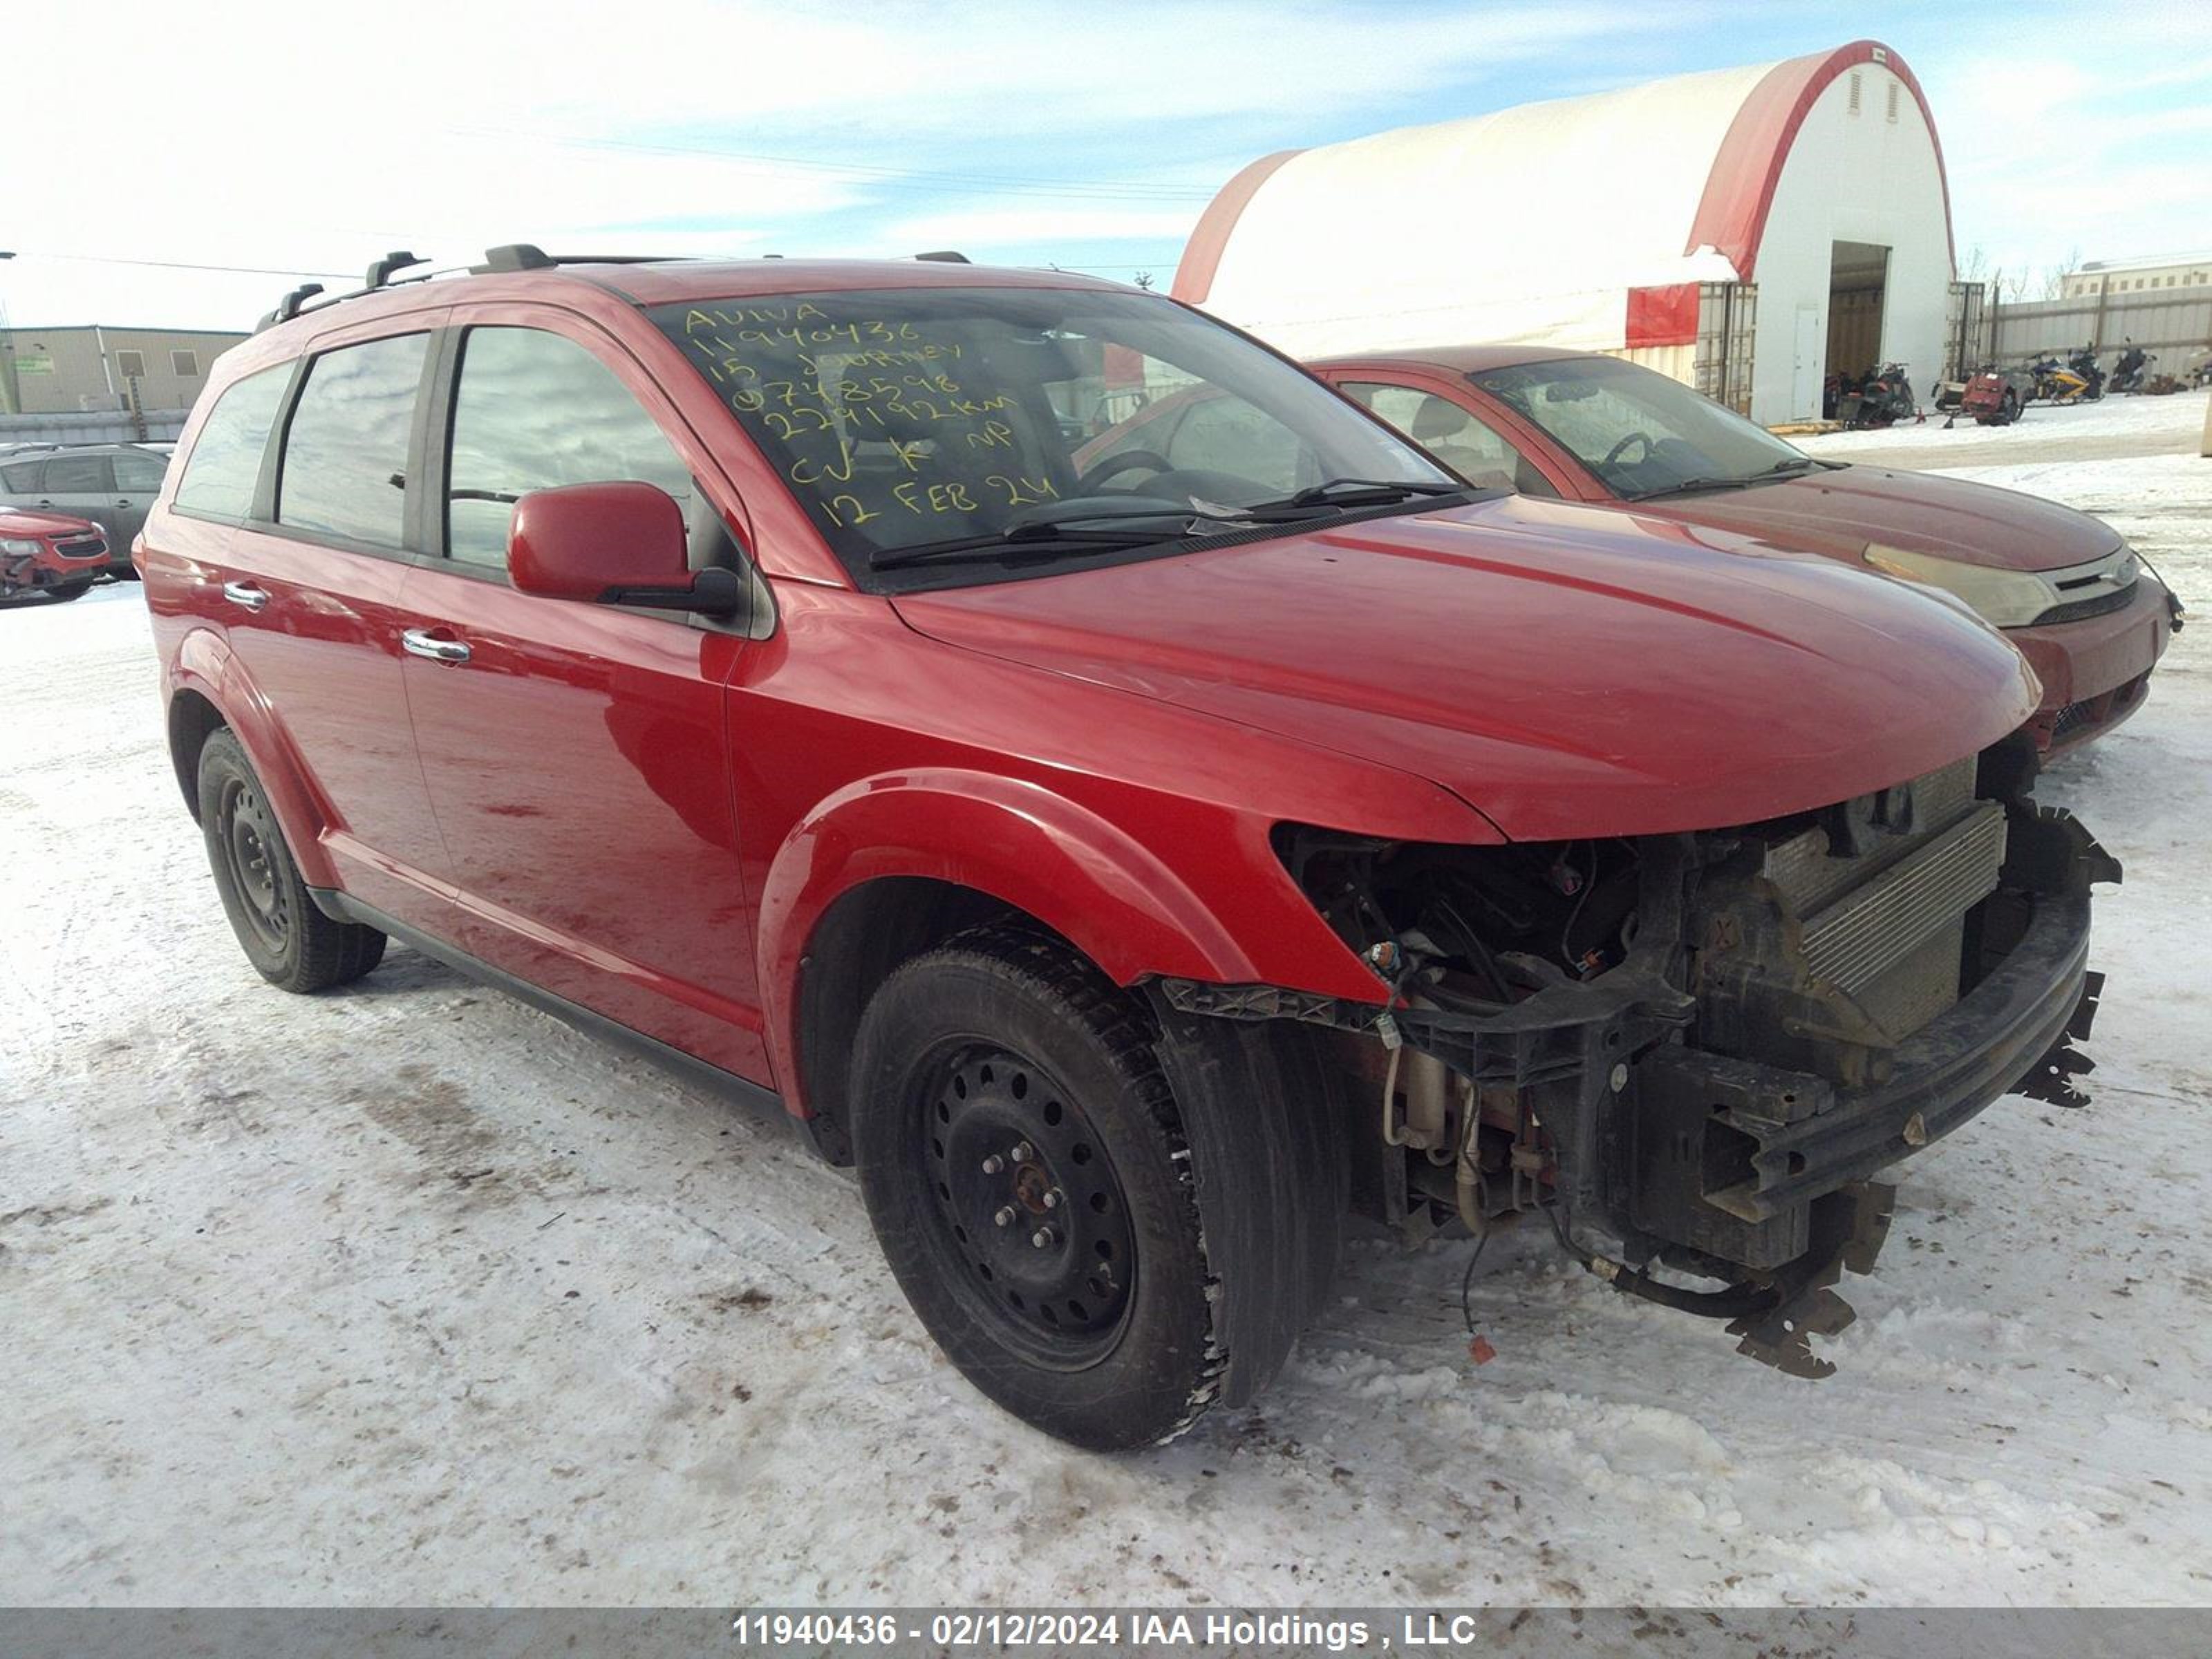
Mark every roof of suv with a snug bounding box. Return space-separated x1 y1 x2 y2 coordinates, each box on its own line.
249 255 1130 346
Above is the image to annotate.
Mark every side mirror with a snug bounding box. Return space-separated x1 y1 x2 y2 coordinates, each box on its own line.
507 481 744 617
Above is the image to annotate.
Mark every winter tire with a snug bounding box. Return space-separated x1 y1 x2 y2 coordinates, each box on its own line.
850 928 1327 1450
198 729 386 993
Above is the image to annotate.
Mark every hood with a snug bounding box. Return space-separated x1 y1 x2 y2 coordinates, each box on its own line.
1634 465 2121 572
0 508 100 538
892 495 2040 843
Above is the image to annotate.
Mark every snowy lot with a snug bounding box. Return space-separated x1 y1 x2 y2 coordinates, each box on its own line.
4 393 2209 1608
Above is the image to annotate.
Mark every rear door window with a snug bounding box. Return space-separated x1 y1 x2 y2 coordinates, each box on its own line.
41 454 115 495
277 334 429 548
174 364 292 521
442 326 696 570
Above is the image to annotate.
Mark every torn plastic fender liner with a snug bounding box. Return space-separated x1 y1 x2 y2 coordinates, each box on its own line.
1143 995 1352 1409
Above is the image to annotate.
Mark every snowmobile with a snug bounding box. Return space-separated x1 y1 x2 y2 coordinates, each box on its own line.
1953 364 2025 427
1841 362 1917 429
2110 344 2154 394
2028 354 2092 403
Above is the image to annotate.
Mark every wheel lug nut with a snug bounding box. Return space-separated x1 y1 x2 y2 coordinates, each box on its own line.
1042 1189 1062 1209
1011 1142 1033 1163
994 1206 1017 1228
1030 1226 1057 1249
981 1155 1004 1174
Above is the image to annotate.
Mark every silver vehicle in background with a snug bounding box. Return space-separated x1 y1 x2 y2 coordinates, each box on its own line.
0 444 172 576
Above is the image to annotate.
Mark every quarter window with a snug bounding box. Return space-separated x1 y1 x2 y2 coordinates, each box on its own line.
444 326 695 570
277 333 428 548
1 460 44 491
175 363 290 521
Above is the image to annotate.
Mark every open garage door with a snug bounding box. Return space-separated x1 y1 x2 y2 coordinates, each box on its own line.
1828 241 1891 385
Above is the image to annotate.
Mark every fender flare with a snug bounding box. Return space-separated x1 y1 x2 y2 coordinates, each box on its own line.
756 769 1279 1100
167 627 339 890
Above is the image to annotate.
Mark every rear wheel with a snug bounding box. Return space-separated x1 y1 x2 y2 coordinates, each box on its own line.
850 929 1230 1450
197 729 386 992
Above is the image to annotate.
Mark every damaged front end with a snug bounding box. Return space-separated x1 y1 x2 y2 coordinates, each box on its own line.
1162 739 2120 1377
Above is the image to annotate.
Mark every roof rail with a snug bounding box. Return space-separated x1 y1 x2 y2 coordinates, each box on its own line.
914 250 971 263
366 250 427 289
473 243 690 274
254 283 325 332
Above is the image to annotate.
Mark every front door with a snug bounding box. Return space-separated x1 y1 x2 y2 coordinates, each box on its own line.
397 316 769 1082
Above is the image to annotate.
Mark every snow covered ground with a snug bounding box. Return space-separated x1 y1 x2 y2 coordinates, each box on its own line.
4 393 2209 1609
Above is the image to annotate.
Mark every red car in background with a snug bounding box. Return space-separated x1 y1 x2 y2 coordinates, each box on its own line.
1306 347 2179 755
0 507 109 605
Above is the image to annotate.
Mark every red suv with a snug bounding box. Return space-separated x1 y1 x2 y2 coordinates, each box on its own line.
142 249 2117 1447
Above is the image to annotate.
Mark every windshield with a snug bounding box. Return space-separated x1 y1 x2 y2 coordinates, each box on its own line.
1470 357 1810 500
648 286 1456 585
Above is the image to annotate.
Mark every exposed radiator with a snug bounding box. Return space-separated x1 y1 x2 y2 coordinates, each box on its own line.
1800 805 2007 995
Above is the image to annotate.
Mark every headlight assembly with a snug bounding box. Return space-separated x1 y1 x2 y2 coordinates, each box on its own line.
1862 543 2054 628
1 538 47 557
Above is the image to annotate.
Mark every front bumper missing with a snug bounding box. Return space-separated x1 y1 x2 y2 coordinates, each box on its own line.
1161 809 2116 1304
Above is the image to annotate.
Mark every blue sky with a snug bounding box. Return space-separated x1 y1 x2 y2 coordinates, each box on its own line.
5 0 2208 330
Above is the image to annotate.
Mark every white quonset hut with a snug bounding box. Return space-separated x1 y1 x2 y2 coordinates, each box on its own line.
1174 40 1956 426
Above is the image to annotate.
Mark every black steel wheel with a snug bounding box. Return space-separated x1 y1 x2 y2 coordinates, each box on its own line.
196 729 386 993
850 928 1224 1449
919 1044 1136 1365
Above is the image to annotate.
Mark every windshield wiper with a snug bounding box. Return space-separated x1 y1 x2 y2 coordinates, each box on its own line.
870 502 1277 572
1246 477 1469 514
1626 457 1816 503
869 518 1198 572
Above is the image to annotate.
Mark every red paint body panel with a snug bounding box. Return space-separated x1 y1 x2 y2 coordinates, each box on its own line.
894 496 2036 843
142 261 2052 1122
1311 351 2174 753
398 561 771 1080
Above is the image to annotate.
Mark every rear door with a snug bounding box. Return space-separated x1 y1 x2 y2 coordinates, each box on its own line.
395 309 769 1081
207 317 456 930
109 449 170 554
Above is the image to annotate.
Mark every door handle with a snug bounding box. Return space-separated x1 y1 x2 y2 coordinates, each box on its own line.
221 580 270 612
402 627 472 665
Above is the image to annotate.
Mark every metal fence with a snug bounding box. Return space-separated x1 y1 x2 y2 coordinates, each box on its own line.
0 408 188 447
1989 283 2212 371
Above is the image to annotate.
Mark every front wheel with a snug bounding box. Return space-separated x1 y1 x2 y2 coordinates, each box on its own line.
851 930 1237 1450
197 729 386 992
